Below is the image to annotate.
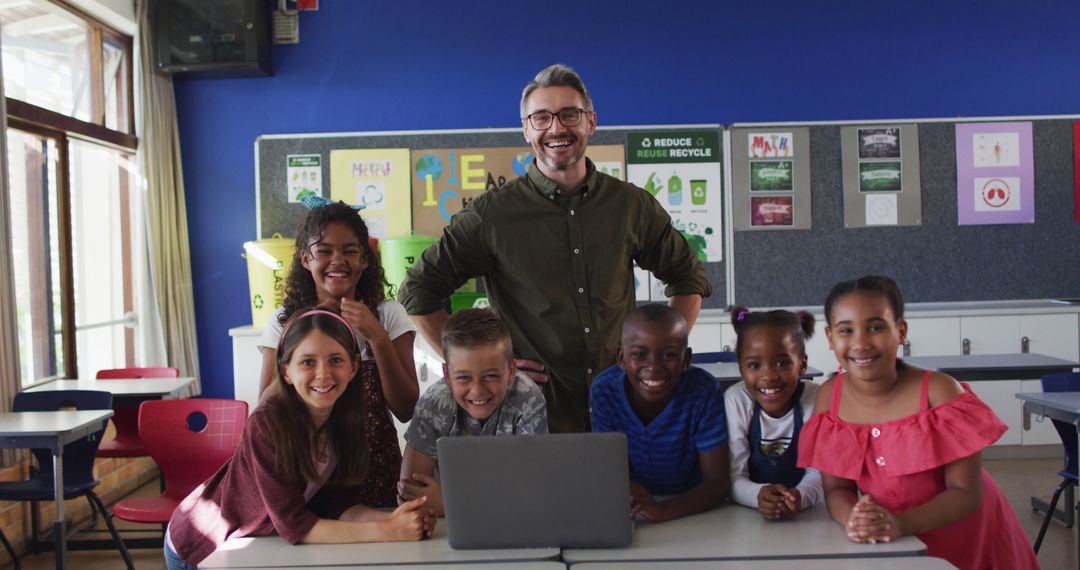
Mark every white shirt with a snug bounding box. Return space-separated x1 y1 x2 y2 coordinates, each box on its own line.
257 300 416 360
724 380 824 510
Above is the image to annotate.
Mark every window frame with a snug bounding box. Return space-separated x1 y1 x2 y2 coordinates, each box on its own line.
3 0 137 382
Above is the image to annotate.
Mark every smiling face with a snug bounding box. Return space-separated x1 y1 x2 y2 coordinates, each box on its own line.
282 328 359 424
826 291 908 381
521 86 596 177
301 221 368 305
617 320 691 417
443 341 516 422
738 325 808 418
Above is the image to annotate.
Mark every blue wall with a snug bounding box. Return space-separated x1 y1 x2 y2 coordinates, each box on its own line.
174 0 1080 398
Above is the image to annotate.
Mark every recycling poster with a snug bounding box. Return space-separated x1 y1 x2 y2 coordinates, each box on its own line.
626 131 722 262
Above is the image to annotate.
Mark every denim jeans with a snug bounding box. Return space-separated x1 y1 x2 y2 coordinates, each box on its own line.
164 540 197 570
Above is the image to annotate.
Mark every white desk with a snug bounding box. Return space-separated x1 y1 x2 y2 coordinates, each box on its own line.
562 504 925 564
24 377 199 401
1017 390 1080 557
906 353 1080 382
199 521 561 568
0 410 113 570
571 558 953 569
233 564 564 570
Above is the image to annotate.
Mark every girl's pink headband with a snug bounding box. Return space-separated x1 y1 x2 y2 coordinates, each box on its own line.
277 309 360 355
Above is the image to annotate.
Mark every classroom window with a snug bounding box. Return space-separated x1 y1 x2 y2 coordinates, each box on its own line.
2 0 136 386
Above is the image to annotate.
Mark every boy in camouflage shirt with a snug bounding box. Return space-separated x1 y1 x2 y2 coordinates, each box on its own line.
398 309 547 516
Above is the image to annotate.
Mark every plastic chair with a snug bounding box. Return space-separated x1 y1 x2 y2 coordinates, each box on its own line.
95 367 180 459
112 399 248 544
1033 371 1080 553
691 351 738 364
0 390 133 569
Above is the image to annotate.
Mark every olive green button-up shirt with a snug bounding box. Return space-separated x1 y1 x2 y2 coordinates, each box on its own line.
398 160 712 433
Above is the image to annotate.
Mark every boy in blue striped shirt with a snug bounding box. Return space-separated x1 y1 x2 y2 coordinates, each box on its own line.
590 304 730 522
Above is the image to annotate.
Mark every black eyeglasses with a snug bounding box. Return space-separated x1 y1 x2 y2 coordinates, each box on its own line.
523 107 591 130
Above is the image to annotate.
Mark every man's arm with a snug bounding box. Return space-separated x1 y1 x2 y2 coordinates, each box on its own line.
411 311 449 359
669 294 702 330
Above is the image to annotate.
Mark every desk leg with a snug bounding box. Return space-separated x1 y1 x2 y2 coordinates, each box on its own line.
53 448 65 570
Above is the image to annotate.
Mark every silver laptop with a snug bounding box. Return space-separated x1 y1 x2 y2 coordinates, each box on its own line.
437 432 633 549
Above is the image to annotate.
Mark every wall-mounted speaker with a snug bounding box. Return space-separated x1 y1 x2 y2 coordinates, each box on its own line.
156 0 271 77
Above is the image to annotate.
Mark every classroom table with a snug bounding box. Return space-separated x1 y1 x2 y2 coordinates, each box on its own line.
697 362 823 388
905 353 1080 382
1017 390 1080 563
198 521 561 568
0 409 113 570
229 564 565 570
561 503 926 564
23 376 199 402
570 558 954 569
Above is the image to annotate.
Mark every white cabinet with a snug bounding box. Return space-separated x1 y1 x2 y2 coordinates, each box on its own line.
1019 314 1080 361
805 326 837 380
960 316 1022 355
904 317 962 356
967 380 1023 446
229 326 263 415
688 322 723 354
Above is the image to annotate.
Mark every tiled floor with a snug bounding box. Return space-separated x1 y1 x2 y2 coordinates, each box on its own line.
13 457 1080 569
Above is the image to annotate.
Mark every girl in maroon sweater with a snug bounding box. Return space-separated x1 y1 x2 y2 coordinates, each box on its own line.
165 309 434 569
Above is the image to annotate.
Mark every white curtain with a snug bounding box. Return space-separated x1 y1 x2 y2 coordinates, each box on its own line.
0 32 19 464
133 0 200 389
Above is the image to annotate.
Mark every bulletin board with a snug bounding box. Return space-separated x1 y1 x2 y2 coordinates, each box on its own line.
254 125 729 308
730 117 1080 307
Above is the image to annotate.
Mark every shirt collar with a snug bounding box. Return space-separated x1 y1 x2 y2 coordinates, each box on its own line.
527 157 598 198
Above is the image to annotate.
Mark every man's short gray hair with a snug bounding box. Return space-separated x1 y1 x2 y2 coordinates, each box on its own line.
519 63 594 118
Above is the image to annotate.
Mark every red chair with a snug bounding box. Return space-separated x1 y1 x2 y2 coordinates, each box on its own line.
112 399 248 545
95 367 180 458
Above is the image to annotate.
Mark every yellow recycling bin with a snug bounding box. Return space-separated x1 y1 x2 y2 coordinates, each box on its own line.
243 236 296 327
379 235 436 296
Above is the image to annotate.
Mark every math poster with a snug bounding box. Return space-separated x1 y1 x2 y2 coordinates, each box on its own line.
410 145 624 237
1074 122 1080 223
731 128 811 231
626 130 723 262
329 149 412 239
955 122 1034 225
840 124 921 227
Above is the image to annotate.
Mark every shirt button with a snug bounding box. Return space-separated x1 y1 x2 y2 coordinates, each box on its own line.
871 427 881 438
573 248 580 254
587 368 593 374
570 210 575 215
578 288 584 293
584 327 591 333
875 456 886 466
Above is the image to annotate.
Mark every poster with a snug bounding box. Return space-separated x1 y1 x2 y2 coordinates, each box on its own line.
750 160 793 192
748 132 793 158
750 196 794 227
732 128 810 231
410 145 624 237
840 124 921 228
1074 122 1080 222
626 130 722 262
329 149 412 239
286 154 322 203
955 122 1034 225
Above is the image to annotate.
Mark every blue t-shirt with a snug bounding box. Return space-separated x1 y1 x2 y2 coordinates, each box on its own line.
589 364 728 495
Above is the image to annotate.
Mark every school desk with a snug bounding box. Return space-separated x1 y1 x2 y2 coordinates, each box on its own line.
0 409 113 570
570 557 954 569
1017 390 1080 560
561 502 926 564
223 564 565 570
198 521 561 568
23 377 199 402
905 353 1080 382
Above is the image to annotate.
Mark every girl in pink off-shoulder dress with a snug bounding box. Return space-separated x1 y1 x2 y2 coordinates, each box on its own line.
798 275 1038 570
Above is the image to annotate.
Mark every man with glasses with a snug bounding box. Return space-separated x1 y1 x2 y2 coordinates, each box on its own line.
399 64 711 433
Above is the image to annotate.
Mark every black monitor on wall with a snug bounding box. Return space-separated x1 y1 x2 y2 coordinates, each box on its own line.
156 0 271 77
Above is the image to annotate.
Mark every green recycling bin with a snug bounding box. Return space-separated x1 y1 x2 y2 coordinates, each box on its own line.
379 235 436 295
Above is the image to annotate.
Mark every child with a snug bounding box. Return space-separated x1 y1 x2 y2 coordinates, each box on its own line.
798 275 1039 569
590 304 730 523
725 305 824 520
166 308 434 570
257 200 418 507
397 308 548 516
